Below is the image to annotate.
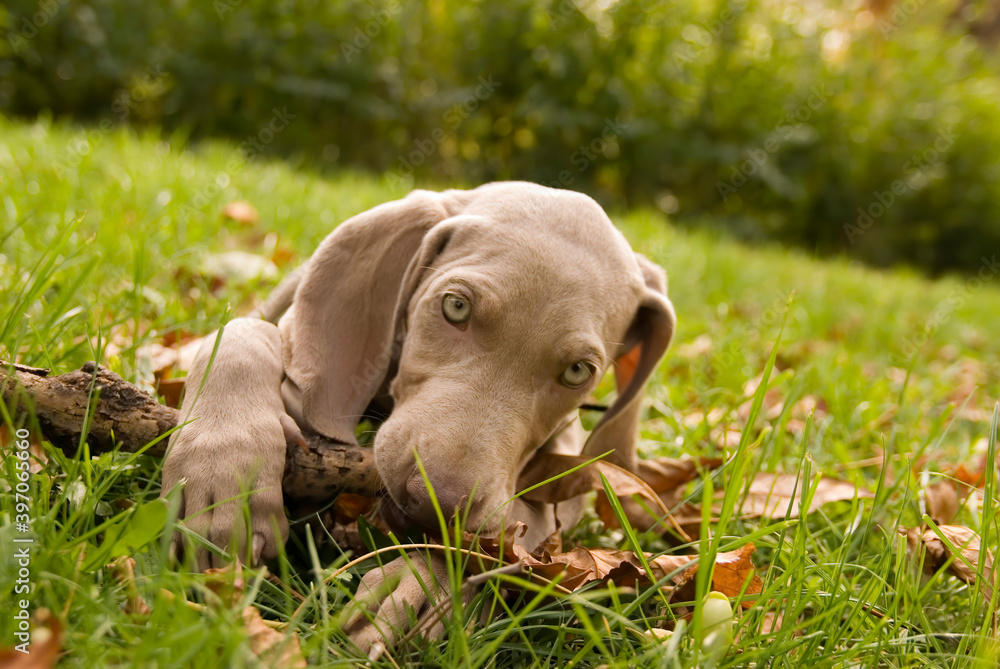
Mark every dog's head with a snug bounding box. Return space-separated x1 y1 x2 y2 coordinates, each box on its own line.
281 183 674 534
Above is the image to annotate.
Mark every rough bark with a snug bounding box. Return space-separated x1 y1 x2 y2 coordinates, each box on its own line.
0 362 382 501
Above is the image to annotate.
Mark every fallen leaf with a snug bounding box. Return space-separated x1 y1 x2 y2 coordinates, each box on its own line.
204 560 246 608
156 377 186 408
738 375 785 422
946 358 991 422
518 454 721 536
734 473 871 519
923 480 959 525
476 524 761 605
637 458 724 495
670 544 763 608
919 525 994 601
676 334 712 359
108 556 151 615
241 606 306 668
709 426 744 448
596 457 723 535
332 493 376 524
790 396 827 421
953 461 985 489
138 336 206 376
200 250 278 285
222 201 259 225
754 609 801 637
518 454 671 517
0 609 62 668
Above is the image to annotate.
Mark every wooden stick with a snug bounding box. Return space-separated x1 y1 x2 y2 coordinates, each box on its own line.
0 361 382 501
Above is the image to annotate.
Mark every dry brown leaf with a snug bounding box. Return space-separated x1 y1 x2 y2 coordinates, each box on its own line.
923 480 959 525
946 358 991 422
222 200 260 225
200 251 279 285
204 560 246 608
953 461 985 489
734 473 871 519
518 454 670 516
534 527 563 556
518 453 721 535
138 336 206 376
710 426 744 448
669 544 763 608
682 407 727 428
738 374 784 422
487 524 760 604
676 334 712 359
241 606 306 668
596 457 723 535
515 545 652 591
156 377 186 408
920 525 995 601
332 493 377 524
271 244 297 268
790 395 827 421
755 609 800 637
0 609 62 668
108 556 152 615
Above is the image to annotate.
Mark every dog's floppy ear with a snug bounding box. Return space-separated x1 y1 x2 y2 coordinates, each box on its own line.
582 253 675 471
281 191 451 443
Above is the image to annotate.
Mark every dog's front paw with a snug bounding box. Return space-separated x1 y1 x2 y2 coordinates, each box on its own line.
342 551 470 656
162 420 289 571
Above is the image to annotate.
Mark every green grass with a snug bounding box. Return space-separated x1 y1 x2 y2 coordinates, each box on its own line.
1 114 999 667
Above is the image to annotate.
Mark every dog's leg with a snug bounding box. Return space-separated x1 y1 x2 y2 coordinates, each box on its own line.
342 551 466 656
161 317 296 570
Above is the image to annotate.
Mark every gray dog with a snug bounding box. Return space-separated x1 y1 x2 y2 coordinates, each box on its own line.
161 181 676 650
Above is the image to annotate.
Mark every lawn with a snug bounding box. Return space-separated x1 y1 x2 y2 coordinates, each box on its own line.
1 116 998 667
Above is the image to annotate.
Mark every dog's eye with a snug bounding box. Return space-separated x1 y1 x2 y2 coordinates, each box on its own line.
560 362 592 388
442 293 472 324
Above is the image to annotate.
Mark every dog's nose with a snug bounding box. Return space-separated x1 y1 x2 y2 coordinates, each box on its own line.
403 476 473 527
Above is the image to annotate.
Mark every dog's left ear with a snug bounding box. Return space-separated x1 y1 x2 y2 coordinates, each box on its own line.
583 253 675 471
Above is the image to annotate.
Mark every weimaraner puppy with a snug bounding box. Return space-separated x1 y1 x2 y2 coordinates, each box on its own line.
161 181 676 651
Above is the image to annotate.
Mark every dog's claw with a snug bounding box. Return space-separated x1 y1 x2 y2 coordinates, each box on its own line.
251 533 265 566
168 535 180 565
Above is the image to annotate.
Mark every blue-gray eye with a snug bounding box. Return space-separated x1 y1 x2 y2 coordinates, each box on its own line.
560 362 592 388
442 293 472 324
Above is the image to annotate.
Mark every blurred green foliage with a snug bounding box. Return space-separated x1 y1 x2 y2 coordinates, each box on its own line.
2 0 999 274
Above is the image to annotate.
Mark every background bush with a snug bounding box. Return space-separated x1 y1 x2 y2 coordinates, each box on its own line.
2 0 999 274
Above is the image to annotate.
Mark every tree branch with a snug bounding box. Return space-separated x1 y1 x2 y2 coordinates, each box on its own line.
0 362 382 501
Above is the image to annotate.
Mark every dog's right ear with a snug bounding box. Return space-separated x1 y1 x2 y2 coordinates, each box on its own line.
280 191 451 443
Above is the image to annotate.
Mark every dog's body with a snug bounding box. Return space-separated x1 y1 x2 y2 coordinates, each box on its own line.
162 182 675 650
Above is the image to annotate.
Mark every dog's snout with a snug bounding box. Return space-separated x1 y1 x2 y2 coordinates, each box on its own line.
403 475 475 527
